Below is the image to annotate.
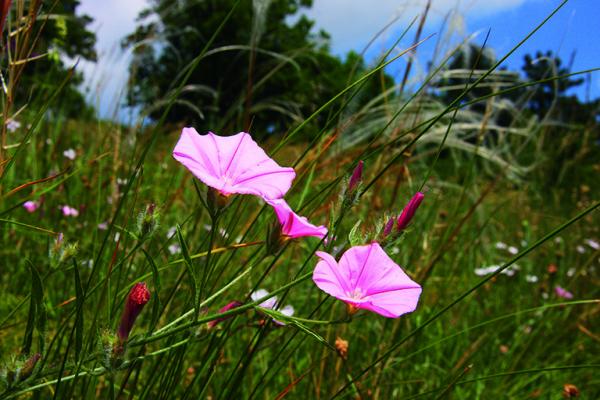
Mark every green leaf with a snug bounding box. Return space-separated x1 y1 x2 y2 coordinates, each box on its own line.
22 261 44 355
142 248 162 332
73 259 84 362
177 225 199 321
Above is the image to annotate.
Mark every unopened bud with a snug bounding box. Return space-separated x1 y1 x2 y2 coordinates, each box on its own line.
208 301 242 329
137 203 159 239
348 161 363 193
117 282 151 343
383 217 394 237
396 192 425 231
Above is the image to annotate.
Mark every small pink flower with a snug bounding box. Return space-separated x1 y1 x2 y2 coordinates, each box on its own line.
396 192 425 231
98 222 108 230
61 205 79 217
313 243 422 318
265 198 327 239
118 282 151 342
554 285 573 300
23 201 39 213
173 128 295 200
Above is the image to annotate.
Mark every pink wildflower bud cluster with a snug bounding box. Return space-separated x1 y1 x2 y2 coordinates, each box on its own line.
173 128 423 320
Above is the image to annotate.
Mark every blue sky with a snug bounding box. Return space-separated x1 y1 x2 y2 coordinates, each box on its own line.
76 0 599 121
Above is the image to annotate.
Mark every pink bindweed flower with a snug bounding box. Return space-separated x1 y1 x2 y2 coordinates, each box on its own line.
265 198 327 239
554 285 574 300
61 205 79 217
313 242 422 318
396 192 424 231
173 128 295 200
23 201 39 213
117 282 151 342
208 301 242 328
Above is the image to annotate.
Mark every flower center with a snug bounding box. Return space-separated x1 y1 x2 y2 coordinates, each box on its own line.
348 288 364 301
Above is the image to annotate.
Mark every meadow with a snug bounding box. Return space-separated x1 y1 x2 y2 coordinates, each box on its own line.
0 0 599 398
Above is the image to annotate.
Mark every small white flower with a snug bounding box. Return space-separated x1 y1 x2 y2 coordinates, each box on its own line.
520 240 528 247
507 246 519 255
390 246 400 255
541 292 549 300
203 224 212 231
6 119 21 132
576 245 586 254
554 236 563 243
274 304 295 326
567 268 576 277
495 242 508 250
168 243 181 254
525 275 538 283
475 264 519 277
166 226 177 239
251 289 277 309
114 232 120 242
584 239 599 250
46 138 53 145
63 148 76 160
83 259 94 269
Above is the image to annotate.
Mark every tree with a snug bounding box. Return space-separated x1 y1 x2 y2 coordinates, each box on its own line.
521 50 585 120
123 0 392 139
2 0 96 119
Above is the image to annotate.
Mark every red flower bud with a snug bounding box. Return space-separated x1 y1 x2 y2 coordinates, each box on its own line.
348 161 364 193
396 192 425 231
208 301 242 328
118 282 150 342
383 217 394 237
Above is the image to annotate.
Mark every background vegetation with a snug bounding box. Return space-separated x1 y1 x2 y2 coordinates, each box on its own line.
0 0 598 398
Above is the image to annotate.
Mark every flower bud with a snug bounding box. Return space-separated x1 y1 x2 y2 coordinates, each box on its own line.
383 217 394 237
208 301 242 329
396 192 425 232
117 282 151 343
348 161 363 193
137 203 159 239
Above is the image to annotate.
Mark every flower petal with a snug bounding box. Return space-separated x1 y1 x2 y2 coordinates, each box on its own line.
312 251 352 298
266 198 327 239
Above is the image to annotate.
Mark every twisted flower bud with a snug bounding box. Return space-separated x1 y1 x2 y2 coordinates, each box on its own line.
348 161 364 193
117 282 151 343
396 192 425 232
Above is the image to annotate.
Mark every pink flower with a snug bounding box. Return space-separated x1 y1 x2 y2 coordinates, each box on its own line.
313 243 421 318
396 192 425 231
173 128 295 200
23 201 39 213
61 205 79 217
554 285 573 300
265 198 327 239
118 282 151 342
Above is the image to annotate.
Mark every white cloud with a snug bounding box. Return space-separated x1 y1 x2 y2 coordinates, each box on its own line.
71 0 149 120
300 0 533 55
